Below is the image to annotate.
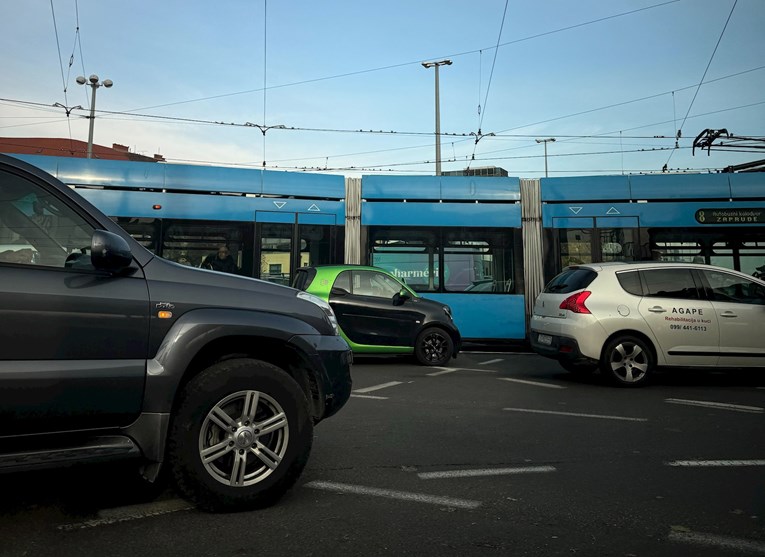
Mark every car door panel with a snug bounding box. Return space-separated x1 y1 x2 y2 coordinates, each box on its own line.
637 268 719 366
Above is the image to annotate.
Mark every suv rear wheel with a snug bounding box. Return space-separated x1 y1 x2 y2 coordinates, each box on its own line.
168 358 313 512
600 335 654 387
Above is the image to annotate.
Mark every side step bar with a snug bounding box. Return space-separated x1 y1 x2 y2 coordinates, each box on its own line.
0 436 141 472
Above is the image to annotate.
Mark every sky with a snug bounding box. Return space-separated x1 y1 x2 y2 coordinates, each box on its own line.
1 0 764 178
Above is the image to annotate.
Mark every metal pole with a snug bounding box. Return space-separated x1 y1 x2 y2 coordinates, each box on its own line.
87 84 97 159
543 141 548 178
434 64 442 176
422 60 451 176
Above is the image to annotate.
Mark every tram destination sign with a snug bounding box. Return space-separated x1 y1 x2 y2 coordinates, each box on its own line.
695 208 765 224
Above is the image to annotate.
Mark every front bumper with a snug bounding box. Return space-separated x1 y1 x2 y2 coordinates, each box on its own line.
293 334 353 421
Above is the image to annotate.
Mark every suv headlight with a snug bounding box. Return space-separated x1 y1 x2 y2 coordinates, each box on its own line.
297 291 339 335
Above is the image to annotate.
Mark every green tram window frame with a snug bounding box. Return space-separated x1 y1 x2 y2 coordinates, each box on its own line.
369 226 518 294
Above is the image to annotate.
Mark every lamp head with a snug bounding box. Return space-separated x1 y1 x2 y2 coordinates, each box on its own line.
89 74 99 84
76 76 86 85
103 79 113 88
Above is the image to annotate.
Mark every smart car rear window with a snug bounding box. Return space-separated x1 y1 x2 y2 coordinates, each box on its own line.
543 268 597 294
616 270 643 296
292 268 316 291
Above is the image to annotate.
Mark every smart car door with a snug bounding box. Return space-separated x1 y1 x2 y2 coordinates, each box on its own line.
637 268 719 366
328 270 415 347
700 268 765 367
0 167 150 436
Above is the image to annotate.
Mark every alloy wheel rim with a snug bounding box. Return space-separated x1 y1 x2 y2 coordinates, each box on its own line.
423 332 448 363
198 390 289 487
609 342 648 383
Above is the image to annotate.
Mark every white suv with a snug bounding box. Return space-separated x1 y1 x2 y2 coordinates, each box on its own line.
530 262 765 386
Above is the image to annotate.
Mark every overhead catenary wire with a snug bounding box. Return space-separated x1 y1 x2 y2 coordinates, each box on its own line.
664 0 738 169
122 0 681 114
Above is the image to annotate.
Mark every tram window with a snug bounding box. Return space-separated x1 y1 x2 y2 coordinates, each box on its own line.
710 242 734 270
370 228 439 292
443 229 514 293
653 240 701 263
559 229 592 267
162 220 250 274
739 241 765 277
599 229 637 262
260 223 292 285
298 224 338 269
110 217 160 253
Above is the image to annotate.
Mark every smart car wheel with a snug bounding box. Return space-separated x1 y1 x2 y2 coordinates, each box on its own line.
600 336 654 387
415 327 453 366
169 358 313 512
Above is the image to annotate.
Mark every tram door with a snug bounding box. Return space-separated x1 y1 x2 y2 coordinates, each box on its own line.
553 216 639 272
256 212 339 286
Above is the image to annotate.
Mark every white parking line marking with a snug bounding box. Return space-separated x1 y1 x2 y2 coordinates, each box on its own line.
57 499 194 531
668 530 765 554
350 394 389 400
665 398 764 414
504 408 647 422
666 459 765 467
304 481 481 509
478 358 503 365
499 377 567 389
418 465 556 480
427 368 457 377
353 381 403 394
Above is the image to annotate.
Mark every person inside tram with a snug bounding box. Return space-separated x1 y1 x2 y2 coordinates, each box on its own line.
201 245 239 274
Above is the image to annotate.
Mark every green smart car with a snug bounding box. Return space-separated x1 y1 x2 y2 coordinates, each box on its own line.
293 265 461 366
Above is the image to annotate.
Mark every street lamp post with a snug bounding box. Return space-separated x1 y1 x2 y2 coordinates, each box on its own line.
76 74 113 159
422 59 452 176
535 138 556 177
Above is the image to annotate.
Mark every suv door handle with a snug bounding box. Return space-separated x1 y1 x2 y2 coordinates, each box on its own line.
648 306 667 313
720 311 738 318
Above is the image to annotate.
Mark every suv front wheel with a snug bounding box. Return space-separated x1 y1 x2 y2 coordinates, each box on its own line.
600 335 654 387
168 358 313 512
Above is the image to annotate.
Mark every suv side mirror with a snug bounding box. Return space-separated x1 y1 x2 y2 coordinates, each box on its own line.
91 230 133 273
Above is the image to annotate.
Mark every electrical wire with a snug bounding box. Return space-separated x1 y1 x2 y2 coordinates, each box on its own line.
122 0 681 113
665 0 738 168
49 0 74 147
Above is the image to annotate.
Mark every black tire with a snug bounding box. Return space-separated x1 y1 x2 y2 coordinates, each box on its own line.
168 358 313 512
599 335 654 387
414 327 453 366
559 361 597 375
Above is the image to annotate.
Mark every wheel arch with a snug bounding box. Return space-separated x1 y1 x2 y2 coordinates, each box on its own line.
599 329 659 367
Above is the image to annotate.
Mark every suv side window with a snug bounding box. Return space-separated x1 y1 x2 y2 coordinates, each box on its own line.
702 270 765 305
0 170 94 269
641 268 700 300
616 270 643 296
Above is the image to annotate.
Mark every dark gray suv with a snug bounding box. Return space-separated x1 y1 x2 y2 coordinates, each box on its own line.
0 154 352 511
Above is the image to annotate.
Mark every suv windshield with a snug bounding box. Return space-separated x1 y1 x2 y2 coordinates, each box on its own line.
543 267 597 294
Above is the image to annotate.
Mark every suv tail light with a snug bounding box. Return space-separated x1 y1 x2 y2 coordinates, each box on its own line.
559 291 591 314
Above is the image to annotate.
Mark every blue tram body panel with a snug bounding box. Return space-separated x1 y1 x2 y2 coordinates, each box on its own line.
423 293 526 340
541 175 630 202
362 175 520 201
363 201 521 227
628 173 731 200
12 154 345 199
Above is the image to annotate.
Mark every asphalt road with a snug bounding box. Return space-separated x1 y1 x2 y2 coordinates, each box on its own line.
1 352 764 557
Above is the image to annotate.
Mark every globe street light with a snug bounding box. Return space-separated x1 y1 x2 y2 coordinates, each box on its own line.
535 138 556 178
76 74 113 159
422 59 452 176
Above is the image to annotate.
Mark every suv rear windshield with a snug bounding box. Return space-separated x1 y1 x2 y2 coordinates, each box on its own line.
543 267 597 294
